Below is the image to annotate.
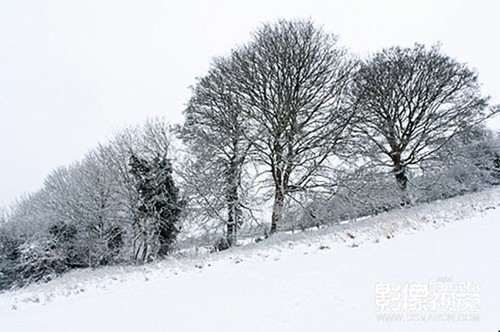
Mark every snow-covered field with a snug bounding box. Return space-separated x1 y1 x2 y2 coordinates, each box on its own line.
1 187 499 332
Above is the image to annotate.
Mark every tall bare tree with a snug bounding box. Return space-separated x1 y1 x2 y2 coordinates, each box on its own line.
350 44 498 201
228 19 356 233
179 59 253 247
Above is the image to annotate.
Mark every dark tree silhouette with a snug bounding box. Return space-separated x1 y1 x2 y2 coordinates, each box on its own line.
129 154 182 258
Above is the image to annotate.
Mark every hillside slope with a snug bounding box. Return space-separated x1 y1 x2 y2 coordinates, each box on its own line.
1 187 499 332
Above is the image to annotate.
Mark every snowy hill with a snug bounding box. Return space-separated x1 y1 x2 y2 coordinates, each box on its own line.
1 187 499 332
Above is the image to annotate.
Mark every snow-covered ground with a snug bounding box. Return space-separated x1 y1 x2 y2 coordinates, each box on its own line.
1 187 499 332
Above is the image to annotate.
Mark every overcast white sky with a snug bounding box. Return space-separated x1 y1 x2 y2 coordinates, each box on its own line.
1 0 499 206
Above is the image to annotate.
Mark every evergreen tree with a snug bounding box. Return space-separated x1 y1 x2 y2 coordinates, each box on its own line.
129 153 182 258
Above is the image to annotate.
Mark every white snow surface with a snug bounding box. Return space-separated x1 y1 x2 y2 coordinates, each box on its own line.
1 187 499 331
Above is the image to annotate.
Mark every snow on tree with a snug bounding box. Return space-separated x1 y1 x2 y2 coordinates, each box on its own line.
349 44 499 203
129 153 182 260
226 19 356 233
179 58 254 248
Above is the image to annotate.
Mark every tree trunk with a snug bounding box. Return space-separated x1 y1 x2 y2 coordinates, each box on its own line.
392 153 409 205
271 187 285 234
225 155 241 247
226 181 239 247
393 165 408 191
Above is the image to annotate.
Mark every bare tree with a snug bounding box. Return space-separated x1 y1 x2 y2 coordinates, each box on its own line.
179 59 253 248
350 44 499 202
228 19 356 233
41 155 122 267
